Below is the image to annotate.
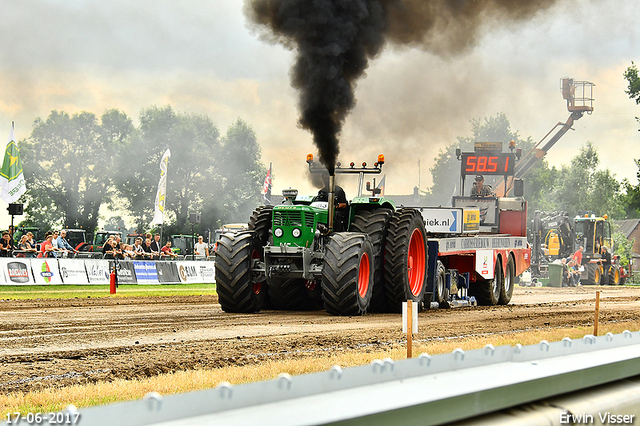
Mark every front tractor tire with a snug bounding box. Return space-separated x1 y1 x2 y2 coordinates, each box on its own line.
349 208 392 312
248 205 274 243
321 233 374 316
215 232 267 313
383 209 428 313
582 263 602 285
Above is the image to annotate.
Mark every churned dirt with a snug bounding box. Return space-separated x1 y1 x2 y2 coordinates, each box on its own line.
1 286 640 394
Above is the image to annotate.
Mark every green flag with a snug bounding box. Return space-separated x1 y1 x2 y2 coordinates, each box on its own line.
0 123 26 203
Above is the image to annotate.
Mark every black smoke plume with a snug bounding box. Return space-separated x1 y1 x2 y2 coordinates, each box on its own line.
245 0 557 174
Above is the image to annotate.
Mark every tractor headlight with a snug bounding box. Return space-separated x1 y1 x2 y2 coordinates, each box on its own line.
292 228 301 238
274 228 284 238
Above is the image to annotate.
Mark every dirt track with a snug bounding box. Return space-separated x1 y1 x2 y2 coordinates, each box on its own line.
1 286 640 394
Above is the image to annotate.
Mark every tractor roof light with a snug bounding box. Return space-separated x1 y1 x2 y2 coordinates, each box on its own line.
509 140 516 151
361 162 367 168
603 214 608 220
377 154 385 165
350 162 355 168
306 153 314 164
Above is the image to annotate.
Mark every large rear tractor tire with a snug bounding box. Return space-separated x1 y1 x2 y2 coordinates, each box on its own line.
582 263 602 285
609 266 621 285
321 233 374 316
499 255 515 305
349 208 392 312
267 278 322 310
215 232 267 313
434 260 450 308
383 209 428 313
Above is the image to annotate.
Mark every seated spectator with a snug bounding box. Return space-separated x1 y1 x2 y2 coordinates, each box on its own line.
133 237 145 257
161 241 177 258
142 238 156 259
26 232 37 251
16 234 36 257
150 234 161 253
123 244 137 259
0 231 14 257
38 234 55 258
56 230 77 257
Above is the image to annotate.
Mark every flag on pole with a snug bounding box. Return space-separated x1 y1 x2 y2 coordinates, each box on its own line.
262 162 272 205
152 149 171 225
0 122 26 203
376 174 385 196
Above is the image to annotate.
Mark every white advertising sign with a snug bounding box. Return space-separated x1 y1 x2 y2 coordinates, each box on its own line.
1 258 34 285
85 259 111 284
419 208 462 234
475 249 494 279
177 261 201 283
30 258 63 284
58 259 89 284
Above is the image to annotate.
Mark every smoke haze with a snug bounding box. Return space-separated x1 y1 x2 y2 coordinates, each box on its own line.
245 0 558 174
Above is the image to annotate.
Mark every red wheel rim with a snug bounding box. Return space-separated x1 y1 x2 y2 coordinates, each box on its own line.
407 229 426 296
251 249 262 295
358 252 370 298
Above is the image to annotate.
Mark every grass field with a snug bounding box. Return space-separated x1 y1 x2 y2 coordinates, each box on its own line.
0 284 217 299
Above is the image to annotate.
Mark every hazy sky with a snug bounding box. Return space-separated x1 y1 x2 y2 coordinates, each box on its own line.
1 0 639 228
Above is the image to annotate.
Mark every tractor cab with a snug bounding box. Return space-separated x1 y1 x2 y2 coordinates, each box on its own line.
452 142 527 236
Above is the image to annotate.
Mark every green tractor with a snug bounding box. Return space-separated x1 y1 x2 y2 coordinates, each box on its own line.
215 155 428 315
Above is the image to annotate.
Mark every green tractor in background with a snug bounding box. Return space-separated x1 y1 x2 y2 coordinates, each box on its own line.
215 154 428 316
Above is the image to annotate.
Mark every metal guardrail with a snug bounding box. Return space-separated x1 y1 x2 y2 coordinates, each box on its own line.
24 330 640 426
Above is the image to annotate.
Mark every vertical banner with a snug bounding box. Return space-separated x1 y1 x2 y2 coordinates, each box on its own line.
0 122 27 203
262 162 272 205
152 149 171 225
30 258 63 284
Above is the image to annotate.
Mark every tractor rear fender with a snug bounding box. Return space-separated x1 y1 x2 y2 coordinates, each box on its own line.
348 197 396 223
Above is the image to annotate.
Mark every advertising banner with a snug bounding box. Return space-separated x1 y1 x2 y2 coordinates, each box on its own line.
156 261 180 284
85 259 111 284
58 259 89 284
110 260 137 284
198 262 216 283
30 258 63 284
133 261 159 284
1 258 33 285
176 261 201 283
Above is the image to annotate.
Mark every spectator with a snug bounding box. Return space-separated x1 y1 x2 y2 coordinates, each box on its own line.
572 246 584 265
150 234 161 253
56 230 76 257
38 234 55 258
102 236 115 258
50 231 61 257
133 237 145 256
0 232 13 257
26 232 36 251
123 244 137 259
161 241 177 258
143 238 156 259
471 175 494 197
194 236 209 258
16 235 31 257
601 246 612 285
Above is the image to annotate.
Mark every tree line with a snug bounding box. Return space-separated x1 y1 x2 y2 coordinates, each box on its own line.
17 106 266 237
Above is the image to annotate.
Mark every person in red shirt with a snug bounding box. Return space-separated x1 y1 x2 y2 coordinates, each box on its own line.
161 241 177 258
572 246 584 265
38 234 55 258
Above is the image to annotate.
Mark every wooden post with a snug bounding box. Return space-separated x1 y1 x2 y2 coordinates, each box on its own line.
407 300 413 358
594 291 600 336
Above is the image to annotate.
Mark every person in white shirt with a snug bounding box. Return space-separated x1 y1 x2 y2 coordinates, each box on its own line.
194 236 209 258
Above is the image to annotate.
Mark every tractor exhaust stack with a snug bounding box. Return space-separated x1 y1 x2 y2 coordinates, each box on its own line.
328 174 335 232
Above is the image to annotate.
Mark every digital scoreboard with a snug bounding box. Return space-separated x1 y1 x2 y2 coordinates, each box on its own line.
460 153 515 176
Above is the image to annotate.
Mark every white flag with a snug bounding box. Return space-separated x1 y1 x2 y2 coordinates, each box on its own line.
0 123 27 203
152 149 171 225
